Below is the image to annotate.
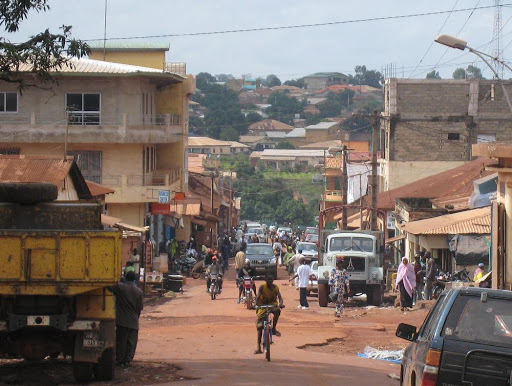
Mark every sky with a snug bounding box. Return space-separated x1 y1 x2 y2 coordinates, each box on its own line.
8 0 512 81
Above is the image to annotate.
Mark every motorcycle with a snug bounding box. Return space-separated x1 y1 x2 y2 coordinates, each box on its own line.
431 267 472 299
241 276 256 309
208 273 221 300
175 255 197 277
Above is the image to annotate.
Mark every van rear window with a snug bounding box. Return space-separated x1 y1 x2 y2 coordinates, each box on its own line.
443 295 512 347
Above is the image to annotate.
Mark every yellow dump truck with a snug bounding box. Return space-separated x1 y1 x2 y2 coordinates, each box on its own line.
0 183 121 382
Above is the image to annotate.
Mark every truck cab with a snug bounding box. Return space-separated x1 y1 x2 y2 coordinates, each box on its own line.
317 230 384 306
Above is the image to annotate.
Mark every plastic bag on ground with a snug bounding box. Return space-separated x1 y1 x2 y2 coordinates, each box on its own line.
357 345 404 364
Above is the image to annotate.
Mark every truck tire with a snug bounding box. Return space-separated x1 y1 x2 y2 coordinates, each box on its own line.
0 183 58 204
94 348 115 381
318 283 329 307
73 361 94 383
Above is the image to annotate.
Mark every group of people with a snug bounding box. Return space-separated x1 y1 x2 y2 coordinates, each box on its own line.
396 252 487 312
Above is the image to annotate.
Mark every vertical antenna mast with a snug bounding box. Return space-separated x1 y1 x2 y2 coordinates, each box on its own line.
103 0 108 60
493 0 503 78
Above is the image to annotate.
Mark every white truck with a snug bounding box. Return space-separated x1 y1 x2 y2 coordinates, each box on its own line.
317 229 384 307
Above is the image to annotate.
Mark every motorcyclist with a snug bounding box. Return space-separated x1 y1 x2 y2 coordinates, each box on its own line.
237 259 257 303
206 256 223 293
204 248 213 267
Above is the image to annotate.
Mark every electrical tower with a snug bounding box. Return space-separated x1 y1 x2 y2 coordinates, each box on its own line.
493 0 504 78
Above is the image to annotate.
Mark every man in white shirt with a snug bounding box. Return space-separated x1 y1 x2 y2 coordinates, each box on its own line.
289 257 313 310
288 249 304 288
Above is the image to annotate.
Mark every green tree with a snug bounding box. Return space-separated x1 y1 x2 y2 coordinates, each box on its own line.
453 65 484 80
426 70 441 79
266 91 305 124
219 127 240 141
275 141 295 149
263 74 281 87
215 73 234 82
283 78 304 88
349 65 383 89
246 111 262 124
0 0 89 89
196 72 217 90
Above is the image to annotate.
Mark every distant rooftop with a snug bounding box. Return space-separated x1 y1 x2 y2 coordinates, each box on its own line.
86 41 170 52
304 72 348 78
305 122 339 130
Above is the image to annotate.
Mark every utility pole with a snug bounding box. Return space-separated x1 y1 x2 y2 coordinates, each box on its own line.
341 145 348 230
370 110 379 231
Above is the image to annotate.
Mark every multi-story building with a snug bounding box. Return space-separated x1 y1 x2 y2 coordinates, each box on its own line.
381 78 512 191
0 50 195 244
303 72 349 91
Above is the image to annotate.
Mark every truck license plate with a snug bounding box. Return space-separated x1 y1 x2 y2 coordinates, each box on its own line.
83 331 99 348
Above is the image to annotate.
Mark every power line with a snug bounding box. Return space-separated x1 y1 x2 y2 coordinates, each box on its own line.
85 4 509 42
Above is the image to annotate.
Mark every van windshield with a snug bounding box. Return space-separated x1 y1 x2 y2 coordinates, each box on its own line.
329 237 373 253
443 295 512 348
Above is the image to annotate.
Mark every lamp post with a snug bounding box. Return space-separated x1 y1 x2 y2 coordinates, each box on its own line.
434 34 512 113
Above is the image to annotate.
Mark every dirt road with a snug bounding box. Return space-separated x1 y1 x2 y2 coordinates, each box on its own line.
134 263 430 386
0 263 430 385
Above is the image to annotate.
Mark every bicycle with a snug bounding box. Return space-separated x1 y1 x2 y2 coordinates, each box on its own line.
255 304 284 361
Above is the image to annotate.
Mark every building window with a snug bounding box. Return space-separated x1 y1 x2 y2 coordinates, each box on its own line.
448 133 460 140
143 145 156 174
0 92 17 112
67 150 102 183
0 147 20 155
66 93 101 125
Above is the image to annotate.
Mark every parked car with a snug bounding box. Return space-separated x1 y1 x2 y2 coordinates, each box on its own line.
296 241 318 263
396 287 512 386
307 260 318 296
245 243 278 279
277 227 292 237
303 227 319 241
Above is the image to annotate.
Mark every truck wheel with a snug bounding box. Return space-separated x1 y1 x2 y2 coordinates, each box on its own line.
318 283 329 307
93 348 115 381
73 361 94 383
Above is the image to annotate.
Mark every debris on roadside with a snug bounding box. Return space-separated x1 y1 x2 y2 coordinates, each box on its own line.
357 346 404 364
164 291 177 298
387 373 400 380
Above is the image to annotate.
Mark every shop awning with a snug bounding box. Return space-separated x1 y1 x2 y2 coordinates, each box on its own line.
191 217 207 226
385 234 406 244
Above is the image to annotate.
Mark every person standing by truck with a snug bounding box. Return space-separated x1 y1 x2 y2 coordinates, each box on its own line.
110 271 144 367
289 257 313 310
330 260 350 317
395 257 416 311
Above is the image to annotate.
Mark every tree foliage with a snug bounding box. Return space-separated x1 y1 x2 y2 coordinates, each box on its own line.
348 65 383 89
263 74 281 87
426 70 441 79
266 91 305 124
283 78 304 88
452 65 484 80
275 141 295 149
0 0 89 89
246 111 262 124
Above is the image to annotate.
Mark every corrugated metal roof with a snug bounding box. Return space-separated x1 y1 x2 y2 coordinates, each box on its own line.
364 158 498 210
260 156 296 161
86 180 115 196
0 155 74 189
258 149 325 157
306 122 339 130
266 131 287 138
249 119 293 131
188 137 230 147
402 207 491 235
17 57 184 80
226 141 249 148
286 128 306 138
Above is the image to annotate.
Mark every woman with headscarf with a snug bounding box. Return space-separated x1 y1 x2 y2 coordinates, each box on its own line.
395 256 416 311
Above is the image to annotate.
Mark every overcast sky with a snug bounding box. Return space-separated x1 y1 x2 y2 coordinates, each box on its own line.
9 0 512 81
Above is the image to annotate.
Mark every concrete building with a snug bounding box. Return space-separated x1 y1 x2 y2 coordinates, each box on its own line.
0 53 195 246
381 78 512 191
250 149 324 170
303 72 349 91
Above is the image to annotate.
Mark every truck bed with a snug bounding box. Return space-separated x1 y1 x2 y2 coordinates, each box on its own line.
0 230 122 296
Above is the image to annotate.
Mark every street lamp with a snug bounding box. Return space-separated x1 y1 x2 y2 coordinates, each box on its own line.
435 34 512 112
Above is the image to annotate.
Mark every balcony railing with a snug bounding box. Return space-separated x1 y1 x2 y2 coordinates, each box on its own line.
324 190 344 202
103 170 181 188
164 62 186 77
0 112 182 127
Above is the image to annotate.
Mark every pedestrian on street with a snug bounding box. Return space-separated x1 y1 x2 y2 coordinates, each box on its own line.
221 235 231 271
413 252 425 303
395 256 416 311
129 248 140 284
424 253 436 300
289 257 313 310
109 271 143 367
234 242 247 273
288 249 304 289
329 260 350 317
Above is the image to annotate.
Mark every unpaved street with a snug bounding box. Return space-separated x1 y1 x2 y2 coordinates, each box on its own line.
135 263 430 386
0 263 430 385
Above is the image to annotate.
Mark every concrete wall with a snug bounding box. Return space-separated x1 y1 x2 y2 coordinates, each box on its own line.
89 51 166 70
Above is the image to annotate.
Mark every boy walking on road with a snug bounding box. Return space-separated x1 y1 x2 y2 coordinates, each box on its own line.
289 257 313 310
